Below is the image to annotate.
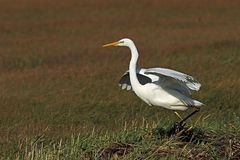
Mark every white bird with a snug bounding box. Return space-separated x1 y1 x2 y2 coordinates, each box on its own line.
103 38 203 124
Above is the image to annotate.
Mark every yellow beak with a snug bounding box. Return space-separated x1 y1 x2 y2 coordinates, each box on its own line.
102 41 120 47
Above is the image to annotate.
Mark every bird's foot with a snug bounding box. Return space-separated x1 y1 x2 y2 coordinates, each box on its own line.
167 121 186 136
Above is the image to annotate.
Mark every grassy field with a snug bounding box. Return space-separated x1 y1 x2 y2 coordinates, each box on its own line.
0 0 240 159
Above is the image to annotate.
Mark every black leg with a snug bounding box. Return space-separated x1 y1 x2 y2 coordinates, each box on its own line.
168 108 200 136
179 108 200 125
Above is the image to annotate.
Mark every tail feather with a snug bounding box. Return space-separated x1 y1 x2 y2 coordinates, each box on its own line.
192 100 204 107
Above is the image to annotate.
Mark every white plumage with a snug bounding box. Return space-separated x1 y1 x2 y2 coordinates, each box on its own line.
103 38 203 112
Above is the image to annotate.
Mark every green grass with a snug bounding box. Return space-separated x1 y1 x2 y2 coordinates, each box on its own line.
3 121 240 159
0 0 240 159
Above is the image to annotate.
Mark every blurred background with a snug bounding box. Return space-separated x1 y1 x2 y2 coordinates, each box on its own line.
0 0 239 147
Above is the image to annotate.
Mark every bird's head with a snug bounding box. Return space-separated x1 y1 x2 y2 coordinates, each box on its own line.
102 38 134 47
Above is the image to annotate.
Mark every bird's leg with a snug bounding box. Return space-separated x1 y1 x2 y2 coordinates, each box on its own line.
174 111 183 121
178 108 200 136
170 108 200 135
179 107 200 125
169 112 185 135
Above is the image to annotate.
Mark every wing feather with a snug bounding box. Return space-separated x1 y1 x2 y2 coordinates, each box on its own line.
118 67 200 95
118 68 157 91
144 68 201 91
119 73 152 90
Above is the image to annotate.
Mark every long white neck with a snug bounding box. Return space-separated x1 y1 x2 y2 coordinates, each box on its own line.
128 42 142 90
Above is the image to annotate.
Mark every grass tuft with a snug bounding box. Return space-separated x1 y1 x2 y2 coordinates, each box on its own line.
4 123 240 159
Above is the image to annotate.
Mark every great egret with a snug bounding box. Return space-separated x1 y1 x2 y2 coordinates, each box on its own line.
103 38 203 126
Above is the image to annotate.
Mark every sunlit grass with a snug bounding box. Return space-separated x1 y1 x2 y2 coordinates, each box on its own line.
4 120 240 159
0 0 240 158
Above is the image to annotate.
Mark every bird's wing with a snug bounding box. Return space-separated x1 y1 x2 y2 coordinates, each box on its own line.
144 67 201 91
118 68 159 91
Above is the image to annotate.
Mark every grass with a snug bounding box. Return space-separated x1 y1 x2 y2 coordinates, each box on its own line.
0 0 240 159
3 121 240 159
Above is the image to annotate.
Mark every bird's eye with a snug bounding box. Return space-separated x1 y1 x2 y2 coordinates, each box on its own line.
120 41 124 43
